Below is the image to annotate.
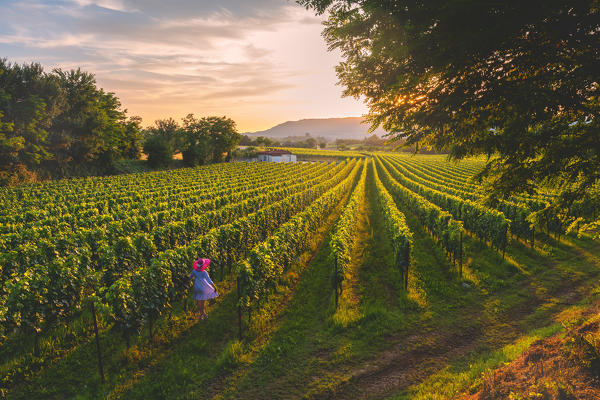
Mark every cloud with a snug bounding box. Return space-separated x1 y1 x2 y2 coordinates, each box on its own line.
0 33 94 49
69 0 135 12
0 1 367 130
113 0 294 19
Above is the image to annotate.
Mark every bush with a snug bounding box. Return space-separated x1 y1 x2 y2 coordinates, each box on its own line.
143 136 173 168
0 164 38 186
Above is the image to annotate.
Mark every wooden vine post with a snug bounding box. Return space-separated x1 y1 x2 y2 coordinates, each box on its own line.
34 331 40 358
334 260 339 309
91 301 105 384
502 225 507 260
237 276 243 340
334 280 339 310
459 231 463 278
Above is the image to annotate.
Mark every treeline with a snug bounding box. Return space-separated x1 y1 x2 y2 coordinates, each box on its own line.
239 133 399 151
0 59 143 185
0 59 241 185
335 135 388 151
239 134 327 149
335 136 448 154
143 115 240 168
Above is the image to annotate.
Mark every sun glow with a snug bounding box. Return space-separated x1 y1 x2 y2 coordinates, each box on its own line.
0 0 368 132
396 94 427 106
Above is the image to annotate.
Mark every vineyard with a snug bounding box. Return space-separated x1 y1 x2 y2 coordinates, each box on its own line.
1 153 599 399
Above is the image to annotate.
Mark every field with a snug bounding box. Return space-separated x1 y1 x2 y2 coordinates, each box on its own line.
1 153 599 399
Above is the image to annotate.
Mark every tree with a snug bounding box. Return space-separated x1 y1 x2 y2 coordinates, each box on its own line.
239 135 253 146
0 60 58 171
180 115 240 165
0 111 24 185
143 119 179 167
0 60 143 182
301 0 600 219
305 137 318 149
120 116 143 160
364 134 385 147
51 68 129 168
151 118 181 147
206 116 240 162
253 135 275 148
254 136 266 147
180 114 210 166
144 136 173 168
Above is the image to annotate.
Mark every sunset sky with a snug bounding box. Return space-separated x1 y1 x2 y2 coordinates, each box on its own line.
0 0 368 132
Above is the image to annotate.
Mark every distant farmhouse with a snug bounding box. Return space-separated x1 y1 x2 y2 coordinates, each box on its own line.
257 150 297 163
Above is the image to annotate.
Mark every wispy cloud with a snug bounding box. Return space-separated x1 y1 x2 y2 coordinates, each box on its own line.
0 0 367 131
69 0 136 13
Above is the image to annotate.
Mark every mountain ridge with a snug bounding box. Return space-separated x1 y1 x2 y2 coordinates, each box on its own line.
242 117 388 140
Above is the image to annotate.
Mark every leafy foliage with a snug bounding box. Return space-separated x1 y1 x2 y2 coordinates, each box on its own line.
382 156 509 250
143 135 174 168
180 114 241 165
238 160 363 315
329 161 367 304
0 159 357 357
300 0 600 223
375 157 462 262
0 59 143 183
370 159 412 288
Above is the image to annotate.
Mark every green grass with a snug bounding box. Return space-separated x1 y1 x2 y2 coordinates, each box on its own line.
6 168 600 399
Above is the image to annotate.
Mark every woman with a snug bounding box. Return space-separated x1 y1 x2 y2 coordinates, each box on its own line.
188 258 218 320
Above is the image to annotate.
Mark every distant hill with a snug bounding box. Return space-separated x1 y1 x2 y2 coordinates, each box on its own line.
243 117 388 141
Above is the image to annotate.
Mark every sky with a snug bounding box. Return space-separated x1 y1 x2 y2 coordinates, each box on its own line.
0 0 368 132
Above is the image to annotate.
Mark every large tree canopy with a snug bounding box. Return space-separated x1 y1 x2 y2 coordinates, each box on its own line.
300 0 599 217
0 59 144 183
179 114 240 165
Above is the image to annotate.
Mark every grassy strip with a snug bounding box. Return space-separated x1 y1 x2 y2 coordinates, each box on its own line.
390 323 563 400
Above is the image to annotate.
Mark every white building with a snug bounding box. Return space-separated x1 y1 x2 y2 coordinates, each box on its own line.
257 150 297 163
